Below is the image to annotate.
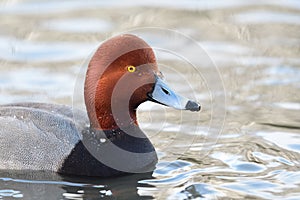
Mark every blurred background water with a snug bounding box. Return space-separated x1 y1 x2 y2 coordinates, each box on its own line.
0 0 300 199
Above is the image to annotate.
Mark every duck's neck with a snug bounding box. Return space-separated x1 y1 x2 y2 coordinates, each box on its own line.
84 65 137 130
92 92 138 130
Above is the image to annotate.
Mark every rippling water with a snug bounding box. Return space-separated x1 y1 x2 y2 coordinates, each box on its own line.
1 0 300 199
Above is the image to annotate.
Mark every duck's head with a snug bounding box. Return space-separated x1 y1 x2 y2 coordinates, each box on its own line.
85 34 200 130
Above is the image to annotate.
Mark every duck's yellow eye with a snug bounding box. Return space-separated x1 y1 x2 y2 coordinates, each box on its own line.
127 65 136 73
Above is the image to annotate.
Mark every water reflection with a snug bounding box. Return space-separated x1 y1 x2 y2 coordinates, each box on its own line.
0 36 95 62
232 10 300 25
43 18 113 33
0 170 154 199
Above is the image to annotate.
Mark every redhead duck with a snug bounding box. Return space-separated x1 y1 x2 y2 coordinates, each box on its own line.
0 34 200 177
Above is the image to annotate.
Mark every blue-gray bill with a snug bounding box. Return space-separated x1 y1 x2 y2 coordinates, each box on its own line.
148 75 201 112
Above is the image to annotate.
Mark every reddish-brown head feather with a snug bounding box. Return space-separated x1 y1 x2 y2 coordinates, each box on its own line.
84 34 158 130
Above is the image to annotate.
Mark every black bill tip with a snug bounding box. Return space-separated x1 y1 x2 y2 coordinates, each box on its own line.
186 100 201 112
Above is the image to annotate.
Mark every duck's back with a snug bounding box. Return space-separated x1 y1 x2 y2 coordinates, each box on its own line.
0 103 87 171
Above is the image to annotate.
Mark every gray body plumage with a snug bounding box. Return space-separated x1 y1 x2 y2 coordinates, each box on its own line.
0 103 88 171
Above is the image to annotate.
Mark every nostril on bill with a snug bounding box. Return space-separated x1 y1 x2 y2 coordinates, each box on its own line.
161 87 170 95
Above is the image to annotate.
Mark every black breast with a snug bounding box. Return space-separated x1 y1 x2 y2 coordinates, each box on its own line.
59 126 158 177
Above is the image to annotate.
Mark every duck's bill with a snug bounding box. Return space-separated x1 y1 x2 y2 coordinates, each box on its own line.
148 75 201 112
